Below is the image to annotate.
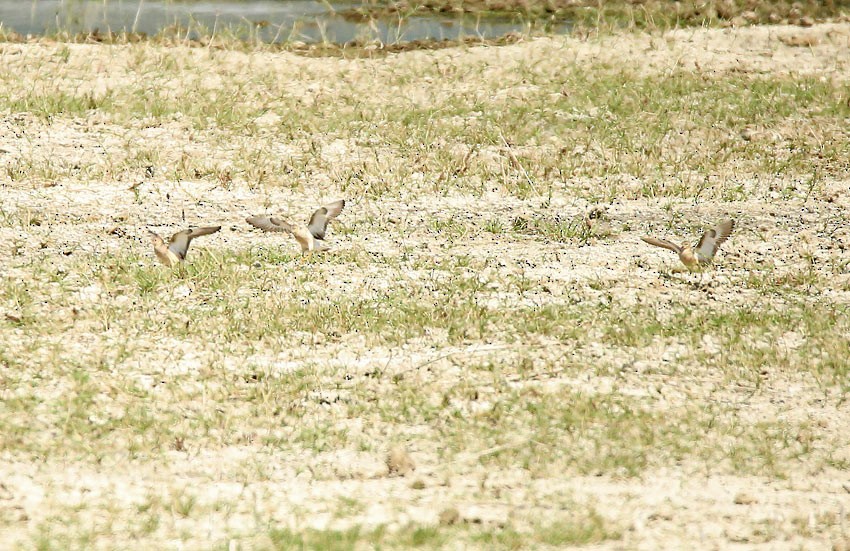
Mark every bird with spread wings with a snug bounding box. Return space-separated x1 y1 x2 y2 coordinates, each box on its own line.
246 199 345 252
148 226 221 267
641 219 735 270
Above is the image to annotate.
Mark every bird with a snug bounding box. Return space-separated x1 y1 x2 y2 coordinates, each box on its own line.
148 226 221 267
246 199 345 252
641 219 735 270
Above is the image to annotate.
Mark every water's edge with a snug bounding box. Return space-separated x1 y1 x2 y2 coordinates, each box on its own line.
0 0 569 44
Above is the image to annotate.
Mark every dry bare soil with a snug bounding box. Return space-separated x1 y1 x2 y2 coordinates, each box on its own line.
1 22 850 550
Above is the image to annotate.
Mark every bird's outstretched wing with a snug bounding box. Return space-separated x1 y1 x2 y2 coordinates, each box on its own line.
188 226 222 238
695 219 734 263
307 199 345 239
641 236 682 254
168 226 221 259
167 230 193 259
247 216 293 233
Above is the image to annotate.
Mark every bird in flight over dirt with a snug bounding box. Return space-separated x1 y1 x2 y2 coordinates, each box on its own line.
641 219 735 270
148 226 221 267
246 199 345 252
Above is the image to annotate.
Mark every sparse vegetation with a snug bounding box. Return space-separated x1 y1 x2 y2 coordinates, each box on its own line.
352 0 850 29
0 13 848 551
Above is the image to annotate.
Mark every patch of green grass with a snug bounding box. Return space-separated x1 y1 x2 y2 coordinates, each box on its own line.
510 213 591 243
264 519 619 550
172 493 198 518
423 375 817 477
5 90 114 121
266 524 443 550
3 50 849 198
428 216 472 240
5 248 843 471
473 511 620 548
483 217 505 234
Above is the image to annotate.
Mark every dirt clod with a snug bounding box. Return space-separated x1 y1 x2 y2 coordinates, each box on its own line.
439 507 461 525
386 445 416 476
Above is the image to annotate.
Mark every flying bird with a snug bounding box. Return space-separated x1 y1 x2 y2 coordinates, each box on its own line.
641 219 735 270
148 226 221 267
246 199 345 252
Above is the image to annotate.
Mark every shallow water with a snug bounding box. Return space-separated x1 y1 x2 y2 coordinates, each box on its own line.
0 0 568 44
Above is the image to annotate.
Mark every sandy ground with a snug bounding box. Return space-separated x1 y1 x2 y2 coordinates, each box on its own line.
0 22 850 550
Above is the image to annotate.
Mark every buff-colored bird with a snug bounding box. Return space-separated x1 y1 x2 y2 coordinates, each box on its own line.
148 226 221 267
641 219 735 270
246 200 345 252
